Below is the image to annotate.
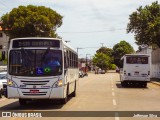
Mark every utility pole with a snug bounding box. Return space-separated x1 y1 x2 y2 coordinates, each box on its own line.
77 47 83 55
100 43 104 47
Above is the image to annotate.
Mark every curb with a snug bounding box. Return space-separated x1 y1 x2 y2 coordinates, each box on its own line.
150 81 160 86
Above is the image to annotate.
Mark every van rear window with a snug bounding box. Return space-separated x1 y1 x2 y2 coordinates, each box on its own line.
126 57 148 64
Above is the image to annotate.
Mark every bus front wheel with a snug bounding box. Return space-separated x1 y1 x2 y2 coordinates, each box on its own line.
19 99 27 106
71 81 76 97
60 85 69 104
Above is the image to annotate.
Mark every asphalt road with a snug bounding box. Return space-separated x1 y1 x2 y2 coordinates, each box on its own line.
0 71 160 120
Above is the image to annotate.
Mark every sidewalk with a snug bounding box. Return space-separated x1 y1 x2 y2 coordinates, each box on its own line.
150 78 160 86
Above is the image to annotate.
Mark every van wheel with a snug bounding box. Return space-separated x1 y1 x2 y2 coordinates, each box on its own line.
121 81 125 87
142 82 147 88
19 99 27 105
60 85 69 104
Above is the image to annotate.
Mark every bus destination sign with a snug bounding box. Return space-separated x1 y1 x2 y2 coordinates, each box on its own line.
12 39 60 48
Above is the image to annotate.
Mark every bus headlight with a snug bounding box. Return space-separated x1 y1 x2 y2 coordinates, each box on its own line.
52 80 63 88
7 79 17 87
58 80 63 87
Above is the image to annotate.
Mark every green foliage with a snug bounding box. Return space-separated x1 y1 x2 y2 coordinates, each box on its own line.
96 47 113 56
1 5 63 38
96 47 114 64
127 1 160 47
109 64 117 70
92 53 111 70
0 53 7 65
93 41 134 69
112 40 135 67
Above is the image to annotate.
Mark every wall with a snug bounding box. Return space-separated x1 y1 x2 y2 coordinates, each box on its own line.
151 48 160 78
0 31 9 51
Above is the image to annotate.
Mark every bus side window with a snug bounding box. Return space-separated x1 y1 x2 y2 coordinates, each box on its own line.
64 52 68 68
67 51 70 68
64 52 68 75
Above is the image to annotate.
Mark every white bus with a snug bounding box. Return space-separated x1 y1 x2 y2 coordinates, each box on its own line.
120 54 150 87
6 37 79 105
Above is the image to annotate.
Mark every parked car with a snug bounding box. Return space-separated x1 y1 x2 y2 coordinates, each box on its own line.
98 68 102 74
101 70 105 74
116 68 120 73
0 71 7 98
98 69 105 74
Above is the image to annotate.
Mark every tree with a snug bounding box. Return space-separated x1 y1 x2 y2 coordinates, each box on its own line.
96 47 113 56
1 5 63 38
127 1 160 47
112 40 135 67
92 53 111 70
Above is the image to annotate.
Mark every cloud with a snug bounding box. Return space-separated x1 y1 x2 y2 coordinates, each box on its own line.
0 0 160 57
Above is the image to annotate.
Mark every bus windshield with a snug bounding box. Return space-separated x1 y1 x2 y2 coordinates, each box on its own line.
126 57 148 64
9 49 62 76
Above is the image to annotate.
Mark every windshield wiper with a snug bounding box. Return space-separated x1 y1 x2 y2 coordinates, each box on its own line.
41 47 51 62
21 48 32 62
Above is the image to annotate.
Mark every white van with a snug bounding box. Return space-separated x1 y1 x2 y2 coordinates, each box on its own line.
120 54 150 87
0 71 7 97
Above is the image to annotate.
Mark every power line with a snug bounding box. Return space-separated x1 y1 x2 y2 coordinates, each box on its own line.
84 47 100 48
0 0 13 12
75 46 113 50
57 28 125 34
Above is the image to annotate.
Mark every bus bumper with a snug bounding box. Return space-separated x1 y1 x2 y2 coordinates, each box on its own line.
122 76 150 82
7 86 65 99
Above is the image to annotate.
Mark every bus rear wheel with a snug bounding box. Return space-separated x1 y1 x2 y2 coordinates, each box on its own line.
142 82 147 88
121 81 126 87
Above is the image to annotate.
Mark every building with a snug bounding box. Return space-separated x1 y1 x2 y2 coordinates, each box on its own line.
0 25 9 65
0 26 9 50
151 48 160 78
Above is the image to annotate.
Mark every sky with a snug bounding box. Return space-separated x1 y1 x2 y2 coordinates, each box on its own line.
0 0 159 58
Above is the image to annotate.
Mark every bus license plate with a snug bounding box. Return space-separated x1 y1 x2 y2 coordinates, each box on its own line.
134 71 139 75
30 90 39 93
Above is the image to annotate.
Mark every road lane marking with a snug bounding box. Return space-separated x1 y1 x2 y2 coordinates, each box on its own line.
112 85 114 87
112 92 115 96
0 98 6 102
111 75 113 81
112 88 114 91
113 99 117 106
115 112 120 120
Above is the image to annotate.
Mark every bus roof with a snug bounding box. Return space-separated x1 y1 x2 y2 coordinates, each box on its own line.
10 37 77 54
121 54 150 60
10 37 62 41
62 40 77 54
